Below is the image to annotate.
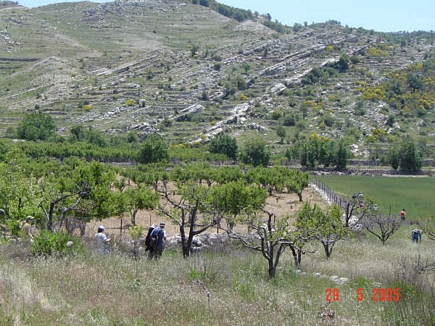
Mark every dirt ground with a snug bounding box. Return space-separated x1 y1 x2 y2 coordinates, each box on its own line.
86 185 328 239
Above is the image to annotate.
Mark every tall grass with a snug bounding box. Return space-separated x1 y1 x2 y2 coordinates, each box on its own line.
1 232 434 325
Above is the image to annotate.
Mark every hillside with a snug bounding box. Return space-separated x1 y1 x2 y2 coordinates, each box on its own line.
0 0 434 159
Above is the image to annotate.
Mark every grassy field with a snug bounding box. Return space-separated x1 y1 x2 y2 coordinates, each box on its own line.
1 233 435 326
315 175 435 220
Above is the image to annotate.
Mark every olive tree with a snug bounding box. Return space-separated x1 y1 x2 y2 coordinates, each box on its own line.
296 202 349 259
212 180 292 278
36 159 116 232
215 175 311 277
209 133 238 161
123 186 159 226
228 210 291 278
240 137 270 167
137 133 169 164
16 111 56 141
399 136 422 173
245 167 309 201
158 180 219 258
159 171 269 259
0 154 39 235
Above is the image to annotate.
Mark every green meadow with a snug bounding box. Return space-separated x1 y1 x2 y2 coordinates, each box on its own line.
315 175 435 220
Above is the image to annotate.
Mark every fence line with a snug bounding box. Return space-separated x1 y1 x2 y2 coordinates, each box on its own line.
310 176 349 208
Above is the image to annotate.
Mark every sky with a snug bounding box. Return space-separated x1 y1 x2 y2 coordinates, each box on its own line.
15 0 434 33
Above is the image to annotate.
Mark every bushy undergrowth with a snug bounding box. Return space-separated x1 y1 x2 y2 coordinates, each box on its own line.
30 231 84 257
0 233 434 325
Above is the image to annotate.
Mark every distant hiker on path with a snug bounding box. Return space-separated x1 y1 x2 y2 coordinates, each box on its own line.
411 229 422 243
357 192 364 207
400 209 406 221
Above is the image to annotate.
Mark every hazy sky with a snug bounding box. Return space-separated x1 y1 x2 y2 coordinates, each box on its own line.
15 0 434 32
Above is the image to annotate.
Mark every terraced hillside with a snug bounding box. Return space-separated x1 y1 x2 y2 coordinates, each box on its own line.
1 0 434 155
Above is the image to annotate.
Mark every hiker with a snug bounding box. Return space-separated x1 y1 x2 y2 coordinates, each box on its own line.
21 216 35 243
145 224 157 259
411 229 422 243
149 222 167 260
94 225 111 255
356 192 364 208
373 204 378 211
400 209 406 221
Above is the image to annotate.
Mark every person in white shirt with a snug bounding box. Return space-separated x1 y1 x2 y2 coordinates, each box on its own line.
95 225 111 254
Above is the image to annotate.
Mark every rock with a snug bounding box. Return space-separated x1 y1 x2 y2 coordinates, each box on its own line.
329 275 348 284
318 307 335 319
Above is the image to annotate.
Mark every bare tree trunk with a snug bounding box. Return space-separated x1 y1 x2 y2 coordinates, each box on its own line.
131 213 136 226
132 240 139 260
324 244 331 260
180 223 190 258
79 220 86 237
268 257 275 278
65 215 76 235
297 190 303 202
290 245 302 270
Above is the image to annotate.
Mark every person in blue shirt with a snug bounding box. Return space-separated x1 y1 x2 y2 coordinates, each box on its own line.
149 222 167 260
411 229 422 243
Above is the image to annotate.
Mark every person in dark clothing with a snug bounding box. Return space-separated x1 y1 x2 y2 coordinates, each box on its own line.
149 222 167 260
411 229 422 243
145 224 157 259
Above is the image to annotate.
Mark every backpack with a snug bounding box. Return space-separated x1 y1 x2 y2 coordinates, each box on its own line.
149 228 162 248
144 226 154 248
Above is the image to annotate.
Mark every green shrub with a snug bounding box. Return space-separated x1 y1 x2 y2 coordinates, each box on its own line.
125 99 136 106
31 231 84 256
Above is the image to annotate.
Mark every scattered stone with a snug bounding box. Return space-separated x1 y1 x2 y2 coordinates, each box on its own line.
329 275 348 284
318 307 335 319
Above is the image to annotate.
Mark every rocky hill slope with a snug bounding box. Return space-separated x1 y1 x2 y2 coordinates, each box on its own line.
1 0 434 156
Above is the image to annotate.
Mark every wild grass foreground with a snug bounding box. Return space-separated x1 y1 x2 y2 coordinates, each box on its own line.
1 233 434 326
